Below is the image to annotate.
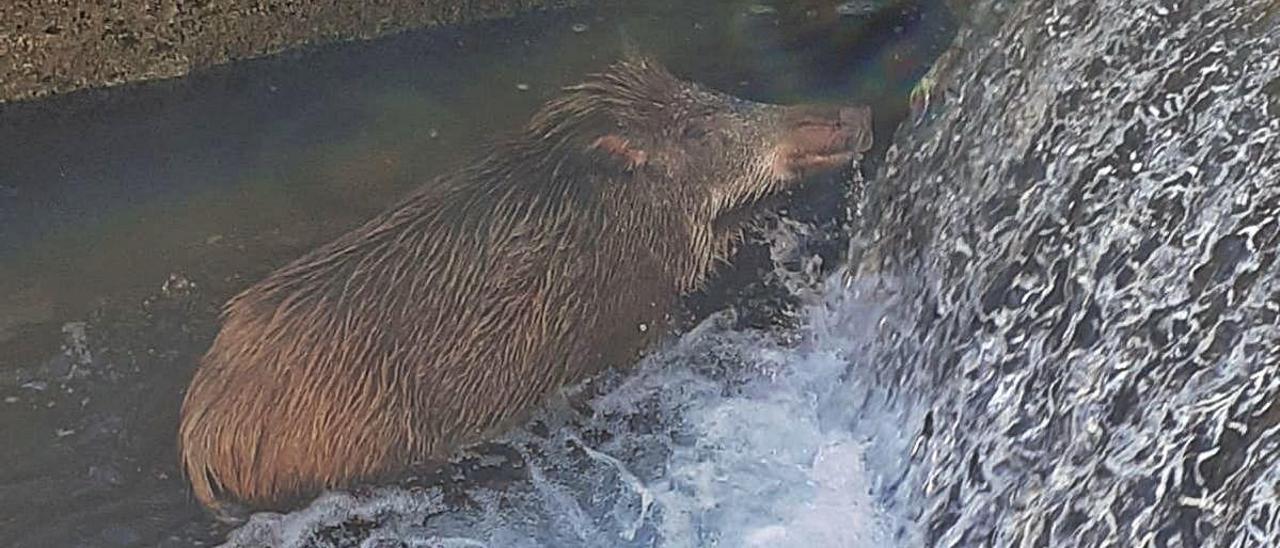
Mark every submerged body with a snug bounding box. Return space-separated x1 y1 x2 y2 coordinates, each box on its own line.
178 57 872 516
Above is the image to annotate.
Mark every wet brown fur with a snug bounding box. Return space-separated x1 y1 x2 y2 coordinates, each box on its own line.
178 57 871 516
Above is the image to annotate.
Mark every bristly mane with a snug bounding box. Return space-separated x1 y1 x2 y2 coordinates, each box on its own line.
523 56 683 140
246 57 700 305
423 57 691 235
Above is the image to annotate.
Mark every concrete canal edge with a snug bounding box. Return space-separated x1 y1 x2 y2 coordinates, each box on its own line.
0 0 589 105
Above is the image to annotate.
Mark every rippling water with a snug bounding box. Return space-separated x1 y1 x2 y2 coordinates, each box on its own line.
857 0 1280 545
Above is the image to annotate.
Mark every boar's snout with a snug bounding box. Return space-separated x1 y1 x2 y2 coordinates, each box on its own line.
771 104 874 181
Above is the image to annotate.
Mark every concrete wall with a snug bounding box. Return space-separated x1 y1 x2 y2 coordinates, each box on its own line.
0 0 584 104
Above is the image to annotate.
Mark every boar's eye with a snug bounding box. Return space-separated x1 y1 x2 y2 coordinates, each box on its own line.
682 117 718 141
683 126 710 140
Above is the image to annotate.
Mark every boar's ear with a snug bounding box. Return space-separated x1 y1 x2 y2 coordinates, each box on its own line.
587 134 649 172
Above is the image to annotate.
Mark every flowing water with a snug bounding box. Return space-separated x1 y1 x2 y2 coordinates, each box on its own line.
856 0 1280 545
0 1 952 546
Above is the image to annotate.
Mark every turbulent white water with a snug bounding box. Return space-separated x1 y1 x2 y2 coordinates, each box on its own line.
221 269 923 548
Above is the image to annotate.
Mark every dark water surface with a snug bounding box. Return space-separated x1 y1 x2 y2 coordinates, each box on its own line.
0 1 953 546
